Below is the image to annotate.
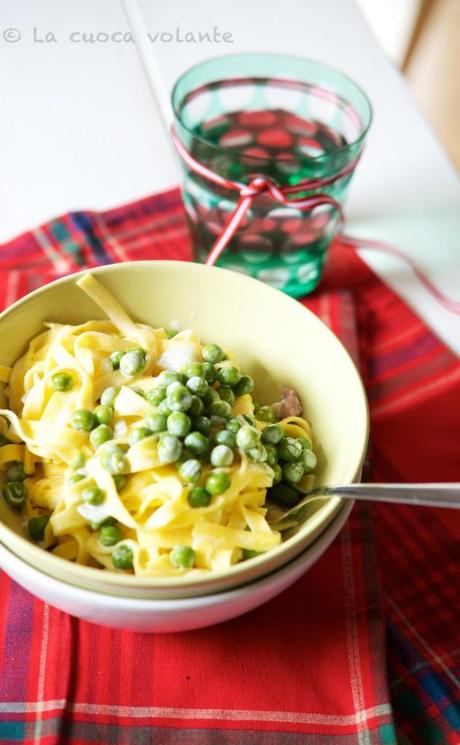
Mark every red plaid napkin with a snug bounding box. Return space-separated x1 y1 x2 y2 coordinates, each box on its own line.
0 189 458 745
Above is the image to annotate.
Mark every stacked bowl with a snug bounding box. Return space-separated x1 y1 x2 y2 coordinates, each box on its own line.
0 262 368 632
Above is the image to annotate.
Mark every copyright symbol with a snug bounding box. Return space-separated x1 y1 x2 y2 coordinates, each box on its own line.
3 28 21 43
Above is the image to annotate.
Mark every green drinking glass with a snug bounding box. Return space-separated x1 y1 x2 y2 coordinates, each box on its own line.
172 53 372 297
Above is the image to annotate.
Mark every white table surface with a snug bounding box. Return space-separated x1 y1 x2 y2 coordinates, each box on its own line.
0 0 459 351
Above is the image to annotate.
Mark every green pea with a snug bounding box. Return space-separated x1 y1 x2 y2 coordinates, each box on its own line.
100 386 120 407
182 362 204 379
147 386 167 406
193 416 211 435
70 452 86 470
134 346 147 355
51 372 74 392
188 395 204 417
226 418 241 434
206 471 231 496
99 524 121 546
179 459 202 483
256 405 275 423
270 483 301 506
5 461 26 482
129 427 152 446
272 464 282 484
166 381 183 398
120 349 146 377
283 462 304 484
202 387 220 407
208 400 232 419
247 444 268 463
83 485 104 505
158 400 173 416
233 375 254 396
72 409 96 432
158 370 184 386
188 486 211 508
144 412 167 433
265 444 278 467
278 437 303 462
101 450 128 475
90 424 113 449
28 516 49 541
202 362 217 383
100 442 128 455
215 430 236 448
301 449 317 472
112 474 126 491
112 544 134 570
299 436 313 451
184 431 209 456
218 386 235 405
94 404 113 425
186 376 208 397
99 440 129 457
242 414 255 425
90 516 115 531
157 433 182 464
167 411 191 438
165 328 178 339
236 424 260 451
69 473 85 484
3 481 26 507
242 549 260 560
109 350 125 370
170 544 196 568
261 424 284 445
202 344 225 364
167 383 193 412
217 366 241 387
210 445 234 467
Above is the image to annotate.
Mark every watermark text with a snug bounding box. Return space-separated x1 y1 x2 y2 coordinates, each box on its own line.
2 26 235 45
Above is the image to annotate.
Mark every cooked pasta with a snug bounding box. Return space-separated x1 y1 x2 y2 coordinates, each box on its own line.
0 274 317 576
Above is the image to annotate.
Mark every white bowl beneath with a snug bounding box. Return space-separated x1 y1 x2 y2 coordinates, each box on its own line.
0 502 352 633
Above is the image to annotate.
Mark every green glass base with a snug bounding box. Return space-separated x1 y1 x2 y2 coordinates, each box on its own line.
194 244 327 298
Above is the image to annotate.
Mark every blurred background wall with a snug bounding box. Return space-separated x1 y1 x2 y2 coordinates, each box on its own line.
357 0 460 171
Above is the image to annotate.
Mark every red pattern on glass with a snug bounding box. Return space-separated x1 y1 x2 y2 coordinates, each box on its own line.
171 128 460 315
171 126 349 263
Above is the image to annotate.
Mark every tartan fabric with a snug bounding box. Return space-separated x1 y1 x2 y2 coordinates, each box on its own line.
0 189 458 745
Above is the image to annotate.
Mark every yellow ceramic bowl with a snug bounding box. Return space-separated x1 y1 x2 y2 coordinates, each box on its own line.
0 261 368 599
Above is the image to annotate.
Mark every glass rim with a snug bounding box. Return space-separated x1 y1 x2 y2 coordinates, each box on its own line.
171 51 373 164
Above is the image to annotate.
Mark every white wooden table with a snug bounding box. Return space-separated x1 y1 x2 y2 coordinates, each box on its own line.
0 0 459 350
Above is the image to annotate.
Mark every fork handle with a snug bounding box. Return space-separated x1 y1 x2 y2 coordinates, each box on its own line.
320 483 460 509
